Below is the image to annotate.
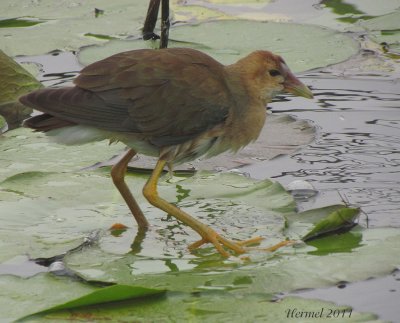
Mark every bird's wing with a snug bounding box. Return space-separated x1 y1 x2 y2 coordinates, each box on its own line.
76 48 233 145
20 87 134 132
22 48 233 147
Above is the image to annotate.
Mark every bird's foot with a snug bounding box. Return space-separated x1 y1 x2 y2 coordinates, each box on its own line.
188 226 297 257
188 227 263 257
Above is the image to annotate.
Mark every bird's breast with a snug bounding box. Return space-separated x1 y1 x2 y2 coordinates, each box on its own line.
168 103 268 163
218 103 267 152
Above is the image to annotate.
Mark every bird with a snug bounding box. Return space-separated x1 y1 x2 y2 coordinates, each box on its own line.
20 47 313 257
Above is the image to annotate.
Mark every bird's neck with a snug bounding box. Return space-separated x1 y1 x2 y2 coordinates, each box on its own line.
220 63 268 152
224 61 272 107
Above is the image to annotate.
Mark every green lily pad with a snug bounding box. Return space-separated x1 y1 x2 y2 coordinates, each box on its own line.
302 207 360 241
0 272 380 322
0 53 41 128
0 126 295 263
79 20 359 71
0 50 42 129
0 0 150 56
0 115 7 134
0 274 94 322
301 0 400 32
0 127 125 182
171 2 231 22
0 127 397 322
63 227 400 296
21 284 165 320
360 9 400 32
22 292 380 323
306 231 363 256
178 0 290 22
0 127 128 261
207 0 271 3
360 10 400 49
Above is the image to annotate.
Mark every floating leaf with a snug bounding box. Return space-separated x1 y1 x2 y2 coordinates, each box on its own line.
20 284 165 320
0 50 41 103
306 231 363 256
303 0 400 32
0 272 379 323
0 0 150 56
0 115 8 134
207 0 271 3
360 10 400 51
0 274 94 322
0 50 42 129
302 207 360 241
0 127 398 322
24 293 380 322
79 20 359 71
170 2 231 22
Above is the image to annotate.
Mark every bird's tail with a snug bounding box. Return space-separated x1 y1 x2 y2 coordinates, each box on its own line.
23 113 75 132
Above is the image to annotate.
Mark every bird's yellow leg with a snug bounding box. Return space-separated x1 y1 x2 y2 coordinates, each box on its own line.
111 149 149 228
143 159 262 257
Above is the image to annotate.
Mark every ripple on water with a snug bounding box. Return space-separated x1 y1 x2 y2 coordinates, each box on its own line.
246 75 400 228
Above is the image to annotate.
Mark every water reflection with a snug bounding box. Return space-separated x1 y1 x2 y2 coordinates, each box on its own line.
15 51 82 87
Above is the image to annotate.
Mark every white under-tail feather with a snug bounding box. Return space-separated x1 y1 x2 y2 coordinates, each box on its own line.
45 125 111 145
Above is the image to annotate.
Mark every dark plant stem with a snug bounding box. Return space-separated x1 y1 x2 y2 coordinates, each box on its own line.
143 0 161 40
160 0 170 48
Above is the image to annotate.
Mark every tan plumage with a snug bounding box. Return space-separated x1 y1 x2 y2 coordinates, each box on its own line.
21 47 313 256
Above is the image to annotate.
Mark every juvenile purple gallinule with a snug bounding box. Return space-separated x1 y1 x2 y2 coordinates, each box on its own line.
20 48 313 257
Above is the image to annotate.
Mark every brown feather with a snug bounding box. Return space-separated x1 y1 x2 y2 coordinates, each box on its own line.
20 48 308 159
23 114 75 132
20 48 234 147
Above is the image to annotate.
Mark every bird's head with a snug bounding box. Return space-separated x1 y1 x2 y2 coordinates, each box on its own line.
231 50 313 102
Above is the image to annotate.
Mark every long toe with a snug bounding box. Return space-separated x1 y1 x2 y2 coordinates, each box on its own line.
188 229 264 257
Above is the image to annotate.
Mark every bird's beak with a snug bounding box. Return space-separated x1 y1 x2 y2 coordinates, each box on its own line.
283 71 313 99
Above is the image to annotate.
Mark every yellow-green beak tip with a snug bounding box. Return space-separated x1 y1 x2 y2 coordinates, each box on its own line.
283 71 314 99
287 84 314 99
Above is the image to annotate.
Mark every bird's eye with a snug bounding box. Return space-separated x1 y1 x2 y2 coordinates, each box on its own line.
269 69 281 77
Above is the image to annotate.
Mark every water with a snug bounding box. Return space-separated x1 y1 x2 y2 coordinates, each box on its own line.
245 73 400 227
242 71 400 322
289 269 400 323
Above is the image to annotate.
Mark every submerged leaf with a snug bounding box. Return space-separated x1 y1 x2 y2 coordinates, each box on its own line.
0 18 46 28
84 33 117 40
302 207 360 241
